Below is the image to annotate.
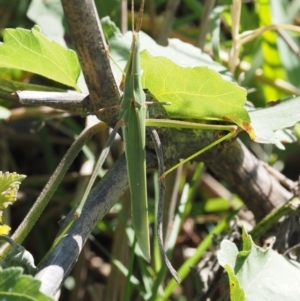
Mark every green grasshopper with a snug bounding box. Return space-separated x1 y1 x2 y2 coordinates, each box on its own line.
75 0 180 280
75 0 243 283
118 0 150 263
76 0 150 259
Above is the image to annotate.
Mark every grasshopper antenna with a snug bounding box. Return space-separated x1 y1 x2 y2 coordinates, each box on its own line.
136 0 144 33
131 0 144 33
131 0 135 32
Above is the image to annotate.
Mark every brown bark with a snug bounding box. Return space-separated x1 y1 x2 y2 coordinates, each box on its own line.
207 139 293 221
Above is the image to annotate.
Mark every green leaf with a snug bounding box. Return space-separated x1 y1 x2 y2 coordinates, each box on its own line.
223 264 246 301
0 172 26 234
103 18 254 132
0 267 54 300
249 96 300 145
141 50 255 138
0 26 80 90
0 172 26 209
102 17 234 82
218 228 300 301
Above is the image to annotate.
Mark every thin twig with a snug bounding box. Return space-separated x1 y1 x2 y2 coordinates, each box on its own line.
148 128 180 282
17 91 87 111
277 28 300 59
283 242 300 256
262 162 298 192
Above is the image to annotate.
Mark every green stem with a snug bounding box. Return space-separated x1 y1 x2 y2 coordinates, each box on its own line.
250 197 300 240
164 129 236 178
146 118 237 178
160 211 237 301
75 121 121 216
150 163 205 301
146 118 236 132
0 122 106 260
